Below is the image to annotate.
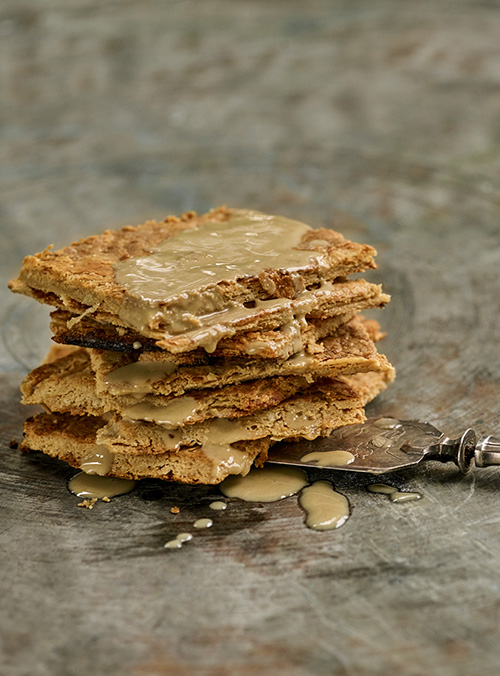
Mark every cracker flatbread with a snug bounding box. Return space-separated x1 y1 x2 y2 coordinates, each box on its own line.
10 207 388 353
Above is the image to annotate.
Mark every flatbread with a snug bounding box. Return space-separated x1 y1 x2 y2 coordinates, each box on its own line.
49 309 355 359
10 207 388 352
21 413 271 485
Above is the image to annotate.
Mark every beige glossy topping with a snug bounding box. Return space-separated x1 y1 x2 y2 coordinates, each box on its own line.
201 418 262 446
123 397 199 427
243 314 310 356
80 446 113 476
299 481 350 530
220 466 308 502
193 518 213 529
150 416 258 479
105 360 178 395
113 210 330 346
66 304 101 329
181 279 343 354
286 349 315 372
164 532 193 549
209 501 227 511
244 338 273 356
367 483 397 495
300 450 355 467
162 292 322 353
283 318 307 354
177 533 193 542
308 238 332 248
367 483 423 503
201 443 253 479
373 417 401 430
155 416 262 449
390 491 423 503
68 472 136 499
120 277 350 354
204 419 260 477
114 210 320 303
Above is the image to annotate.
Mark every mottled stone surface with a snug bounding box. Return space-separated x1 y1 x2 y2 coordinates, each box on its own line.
2 2 500 675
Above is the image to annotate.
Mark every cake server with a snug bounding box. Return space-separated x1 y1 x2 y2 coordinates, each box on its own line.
267 417 500 475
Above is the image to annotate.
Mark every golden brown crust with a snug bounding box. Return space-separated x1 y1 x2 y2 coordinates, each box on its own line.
42 343 80 363
21 349 108 416
361 317 387 342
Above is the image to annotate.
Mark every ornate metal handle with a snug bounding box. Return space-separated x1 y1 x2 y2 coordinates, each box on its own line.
425 429 477 474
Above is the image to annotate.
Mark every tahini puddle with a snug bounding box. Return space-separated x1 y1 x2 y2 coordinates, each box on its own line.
68 473 136 499
220 466 350 531
367 483 423 503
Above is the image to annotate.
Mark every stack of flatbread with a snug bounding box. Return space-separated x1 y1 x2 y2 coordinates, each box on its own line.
9 206 394 484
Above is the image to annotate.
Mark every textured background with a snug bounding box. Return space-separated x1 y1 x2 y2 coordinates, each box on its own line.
2 1 500 675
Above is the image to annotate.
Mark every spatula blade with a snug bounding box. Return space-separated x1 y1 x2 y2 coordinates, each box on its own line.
267 417 444 475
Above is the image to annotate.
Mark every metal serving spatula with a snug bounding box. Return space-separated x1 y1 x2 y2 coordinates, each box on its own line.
267 417 500 475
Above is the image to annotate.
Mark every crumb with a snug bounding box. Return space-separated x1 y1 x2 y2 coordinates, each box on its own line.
102 496 111 503
170 506 180 514
19 443 31 455
78 498 98 509
9 439 19 449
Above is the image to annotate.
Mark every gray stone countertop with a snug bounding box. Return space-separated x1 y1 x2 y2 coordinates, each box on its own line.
1 2 500 674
